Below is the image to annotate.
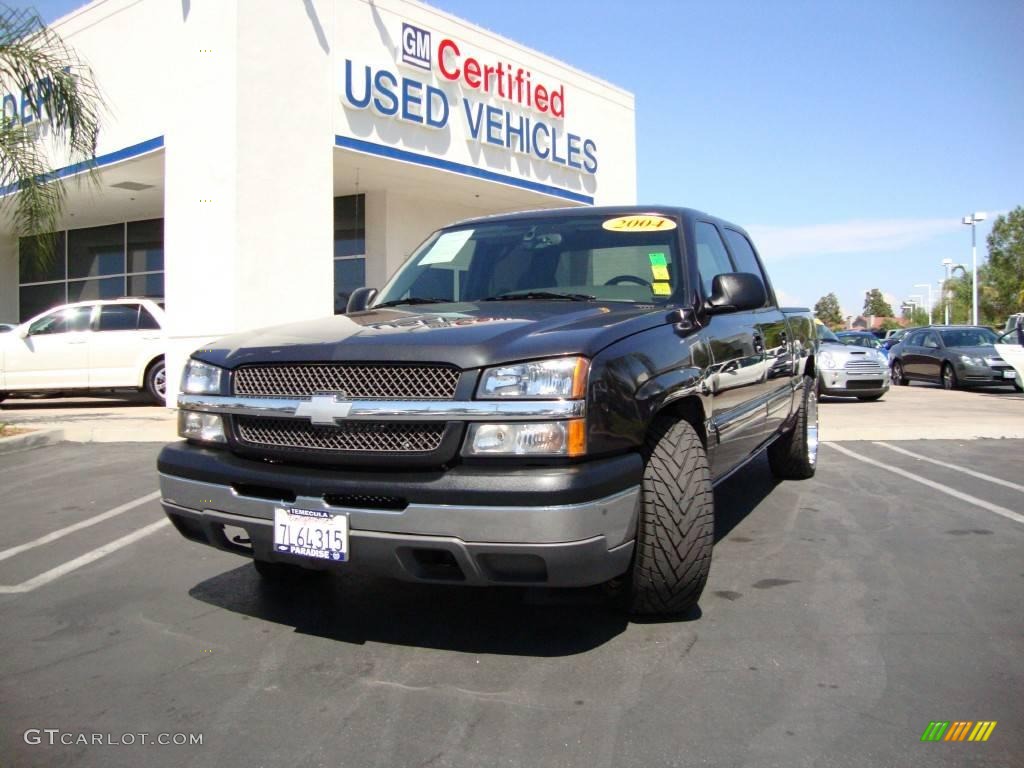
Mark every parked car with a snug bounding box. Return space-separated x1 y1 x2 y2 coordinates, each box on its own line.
0 323 16 333
888 325 1018 390
816 324 890 400
994 327 1024 392
159 206 819 617
881 327 912 351
1004 313 1023 334
836 330 888 359
0 299 167 404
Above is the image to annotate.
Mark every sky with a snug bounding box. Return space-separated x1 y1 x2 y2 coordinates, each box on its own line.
27 0 1024 320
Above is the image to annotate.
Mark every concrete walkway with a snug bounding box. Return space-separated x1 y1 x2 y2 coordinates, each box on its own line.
819 380 1024 441
0 395 176 443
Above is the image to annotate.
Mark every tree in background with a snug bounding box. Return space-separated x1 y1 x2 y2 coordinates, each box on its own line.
938 269 1001 326
901 304 930 327
984 207 1024 319
0 5 101 263
814 292 843 328
862 288 894 318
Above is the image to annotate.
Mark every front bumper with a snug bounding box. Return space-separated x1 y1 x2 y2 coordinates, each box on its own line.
158 442 641 587
818 368 890 396
957 363 1018 386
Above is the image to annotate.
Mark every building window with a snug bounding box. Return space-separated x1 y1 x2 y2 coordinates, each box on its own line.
334 194 365 313
17 219 165 322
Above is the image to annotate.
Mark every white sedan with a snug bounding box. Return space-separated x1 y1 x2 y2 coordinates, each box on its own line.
0 299 167 404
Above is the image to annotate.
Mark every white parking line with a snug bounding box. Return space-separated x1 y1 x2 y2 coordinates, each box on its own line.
0 491 161 564
872 442 1024 493
827 443 1024 526
0 518 170 595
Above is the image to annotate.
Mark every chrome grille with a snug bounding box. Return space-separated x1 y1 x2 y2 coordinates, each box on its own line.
235 417 446 453
845 359 883 375
234 364 459 400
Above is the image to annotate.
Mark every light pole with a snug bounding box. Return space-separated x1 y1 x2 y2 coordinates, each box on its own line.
961 212 986 325
940 258 968 324
914 283 933 323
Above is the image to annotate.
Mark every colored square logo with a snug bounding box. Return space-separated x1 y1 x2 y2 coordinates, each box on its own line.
401 23 431 70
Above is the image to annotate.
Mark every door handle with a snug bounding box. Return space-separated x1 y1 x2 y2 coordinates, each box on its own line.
753 334 764 354
67 339 88 345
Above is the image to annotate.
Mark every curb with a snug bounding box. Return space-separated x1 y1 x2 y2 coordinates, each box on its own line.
0 427 66 456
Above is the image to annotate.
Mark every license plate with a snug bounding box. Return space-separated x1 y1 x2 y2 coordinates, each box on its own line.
273 508 348 562
1003 370 1018 379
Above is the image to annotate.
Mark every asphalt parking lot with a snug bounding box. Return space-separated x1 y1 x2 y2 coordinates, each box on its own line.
1 427 1021 767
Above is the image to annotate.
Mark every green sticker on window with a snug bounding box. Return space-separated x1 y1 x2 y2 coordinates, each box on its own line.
648 252 667 267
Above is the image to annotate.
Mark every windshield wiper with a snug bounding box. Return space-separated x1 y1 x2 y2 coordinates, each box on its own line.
481 291 595 302
372 297 452 309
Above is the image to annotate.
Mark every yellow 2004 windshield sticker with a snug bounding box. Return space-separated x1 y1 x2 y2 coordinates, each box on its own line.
602 215 677 232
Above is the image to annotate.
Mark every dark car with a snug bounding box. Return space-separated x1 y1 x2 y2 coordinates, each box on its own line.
889 325 1018 389
159 206 818 617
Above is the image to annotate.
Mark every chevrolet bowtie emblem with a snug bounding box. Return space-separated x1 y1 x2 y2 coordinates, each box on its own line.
294 394 353 425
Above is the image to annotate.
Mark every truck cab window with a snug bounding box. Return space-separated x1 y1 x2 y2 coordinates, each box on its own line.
694 222 734 296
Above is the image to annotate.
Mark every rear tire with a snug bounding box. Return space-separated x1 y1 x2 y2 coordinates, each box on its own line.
628 418 714 617
145 359 166 405
856 394 883 401
891 360 908 386
767 375 818 480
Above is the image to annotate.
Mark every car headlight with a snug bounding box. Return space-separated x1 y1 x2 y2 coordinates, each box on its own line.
959 354 984 367
818 351 839 370
477 356 589 399
182 359 224 395
178 411 226 444
463 420 586 456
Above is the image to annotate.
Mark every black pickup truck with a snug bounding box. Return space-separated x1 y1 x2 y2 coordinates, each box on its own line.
159 207 818 616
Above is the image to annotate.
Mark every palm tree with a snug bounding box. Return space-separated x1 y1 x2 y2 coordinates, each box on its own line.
0 3 101 266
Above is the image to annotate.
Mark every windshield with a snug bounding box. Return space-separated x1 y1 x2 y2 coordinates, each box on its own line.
840 334 878 349
816 324 841 343
939 328 999 347
374 214 682 307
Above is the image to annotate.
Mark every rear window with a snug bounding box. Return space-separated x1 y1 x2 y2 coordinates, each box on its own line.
98 304 140 331
138 307 161 330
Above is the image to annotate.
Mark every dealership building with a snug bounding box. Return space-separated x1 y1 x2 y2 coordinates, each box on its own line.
0 0 636 397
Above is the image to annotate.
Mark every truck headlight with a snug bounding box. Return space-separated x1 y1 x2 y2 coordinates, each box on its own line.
178 411 226 444
477 356 589 399
463 420 586 456
182 359 224 395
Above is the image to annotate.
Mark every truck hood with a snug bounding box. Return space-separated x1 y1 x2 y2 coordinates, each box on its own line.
194 301 672 370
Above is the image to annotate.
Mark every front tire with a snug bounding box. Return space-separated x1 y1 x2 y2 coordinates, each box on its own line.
768 375 819 480
145 359 166 404
941 363 958 390
628 418 714 617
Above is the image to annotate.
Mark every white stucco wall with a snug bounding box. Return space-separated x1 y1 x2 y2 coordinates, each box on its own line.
0 0 637 403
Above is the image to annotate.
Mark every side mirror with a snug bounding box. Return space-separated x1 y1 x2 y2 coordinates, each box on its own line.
704 273 767 315
346 287 378 314
16 325 29 339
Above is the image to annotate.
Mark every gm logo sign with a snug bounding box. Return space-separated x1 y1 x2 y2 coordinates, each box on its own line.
401 23 431 70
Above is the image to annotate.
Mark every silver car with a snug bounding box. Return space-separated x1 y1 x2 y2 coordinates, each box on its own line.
816 324 890 400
